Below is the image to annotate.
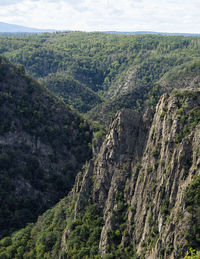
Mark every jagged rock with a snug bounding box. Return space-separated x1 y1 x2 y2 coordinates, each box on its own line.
1 89 200 259
65 89 200 258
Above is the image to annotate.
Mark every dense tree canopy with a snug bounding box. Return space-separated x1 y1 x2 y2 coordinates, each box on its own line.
0 32 200 120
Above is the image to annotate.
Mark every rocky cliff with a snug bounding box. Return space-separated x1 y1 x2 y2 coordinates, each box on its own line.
0 89 199 258
63 89 200 258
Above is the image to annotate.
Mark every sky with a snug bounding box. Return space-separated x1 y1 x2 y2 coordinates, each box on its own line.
0 0 199 33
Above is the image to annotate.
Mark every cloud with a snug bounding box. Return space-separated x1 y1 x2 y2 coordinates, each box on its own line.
0 0 43 5
0 0 21 5
0 0 199 33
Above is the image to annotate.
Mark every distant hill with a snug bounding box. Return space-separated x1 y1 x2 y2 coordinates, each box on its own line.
0 21 55 33
1 22 199 36
1 31 200 125
104 30 200 37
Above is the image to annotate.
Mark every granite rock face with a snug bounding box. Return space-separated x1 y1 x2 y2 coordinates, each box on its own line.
4 88 198 258
65 89 200 258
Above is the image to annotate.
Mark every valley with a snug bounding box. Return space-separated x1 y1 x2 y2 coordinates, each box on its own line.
0 32 199 258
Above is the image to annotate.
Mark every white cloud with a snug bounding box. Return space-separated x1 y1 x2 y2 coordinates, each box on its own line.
0 0 21 5
0 0 199 33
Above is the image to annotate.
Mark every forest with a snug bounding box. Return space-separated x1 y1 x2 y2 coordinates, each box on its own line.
0 32 200 122
0 32 200 258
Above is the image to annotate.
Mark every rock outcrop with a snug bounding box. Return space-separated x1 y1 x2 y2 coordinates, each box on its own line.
64 89 200 258
1 89 199 259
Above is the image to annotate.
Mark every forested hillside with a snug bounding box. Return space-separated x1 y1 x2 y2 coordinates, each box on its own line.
0 56 92 237
0 89 200 259
0 32 200 258
0 32 200 123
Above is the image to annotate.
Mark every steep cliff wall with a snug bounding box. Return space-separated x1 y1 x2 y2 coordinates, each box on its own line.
0 89 199 259
126 90 200 258
65 89 200 258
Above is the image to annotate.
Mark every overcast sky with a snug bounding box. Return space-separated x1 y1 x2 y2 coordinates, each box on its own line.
0 0 199 33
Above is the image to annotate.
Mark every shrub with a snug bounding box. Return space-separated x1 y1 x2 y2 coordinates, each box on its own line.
147 167 153 173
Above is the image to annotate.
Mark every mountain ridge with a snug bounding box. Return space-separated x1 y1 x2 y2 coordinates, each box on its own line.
0 22 199 36
0 21 56 33
103 31 200 37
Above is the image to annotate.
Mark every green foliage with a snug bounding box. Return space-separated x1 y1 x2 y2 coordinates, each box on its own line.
147 166 153 173
185 176 200 249
0 56 92 236
0 33 200 259
1 33 200 124
0 197 70 259
184 248 200 259
160 111 167 121
173 90 200 143
104 192 133 258
152 149 159 158
66 205 104 258
92 120 107 146
161 198 170 215
40 73 102 113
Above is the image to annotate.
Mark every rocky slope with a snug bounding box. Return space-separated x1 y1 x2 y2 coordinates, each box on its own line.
0 56 92 237
67 89 200 258
1 88 199 258
64 89 200 258
87 57 200 126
